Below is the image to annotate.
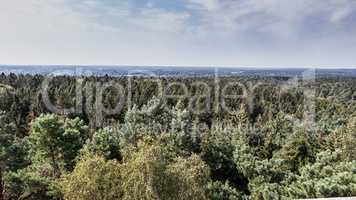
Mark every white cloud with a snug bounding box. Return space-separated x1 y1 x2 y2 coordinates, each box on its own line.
128 8 190 33
329 6 354 23
186 0 219 11
0 0 194 65
0 0 355 66
187 0 356 37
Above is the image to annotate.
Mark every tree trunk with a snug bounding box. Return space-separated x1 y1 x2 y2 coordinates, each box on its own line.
49 149 60 178
0 169 4 200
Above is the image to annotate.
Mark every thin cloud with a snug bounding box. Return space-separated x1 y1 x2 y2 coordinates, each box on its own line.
0 0 355 67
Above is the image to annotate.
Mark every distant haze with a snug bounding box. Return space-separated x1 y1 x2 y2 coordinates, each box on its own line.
1 65 356 77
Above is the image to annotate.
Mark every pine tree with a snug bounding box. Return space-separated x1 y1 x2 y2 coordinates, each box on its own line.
29 114 88 176
0 112 28 200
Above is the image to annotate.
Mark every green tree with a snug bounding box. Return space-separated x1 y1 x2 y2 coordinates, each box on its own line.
201 125 248 192
261 112 293 159
166 154 210 200
4 165 60 200
61 137 211 200
121 97 172 143
341 117 356 161
0 113 28 200
29 114 88 177
120 138 210 200
274 129 317 172
60 154 123 200
286 150 356 198
233 136 293 199
206 181 247 200
84 127 121 160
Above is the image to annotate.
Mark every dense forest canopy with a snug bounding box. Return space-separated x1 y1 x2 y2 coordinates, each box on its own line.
0 73 355 200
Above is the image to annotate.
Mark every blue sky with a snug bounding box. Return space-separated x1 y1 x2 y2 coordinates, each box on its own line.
1 0 356 67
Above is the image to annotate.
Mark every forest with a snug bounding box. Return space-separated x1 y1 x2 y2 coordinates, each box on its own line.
0 73 355 200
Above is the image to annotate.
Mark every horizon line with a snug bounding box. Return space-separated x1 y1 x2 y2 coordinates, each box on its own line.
1 64 356 70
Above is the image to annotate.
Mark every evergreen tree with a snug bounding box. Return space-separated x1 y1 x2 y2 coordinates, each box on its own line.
84 127 121 160
29 114 88 176
0 112 28 200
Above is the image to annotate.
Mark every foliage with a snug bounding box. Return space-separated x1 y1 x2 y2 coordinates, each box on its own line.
201 125 248 192
340 117 356 161
0 74 356 199
286 150 356 198
0 112 29 200
4 165 61 200
206 181 247 200
274 129 318 172
28 114 88 176
83 127 121 160
60 154 122 200
120 138 210 200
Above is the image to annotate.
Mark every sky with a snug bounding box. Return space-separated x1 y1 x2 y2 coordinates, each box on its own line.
1 0 356 67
